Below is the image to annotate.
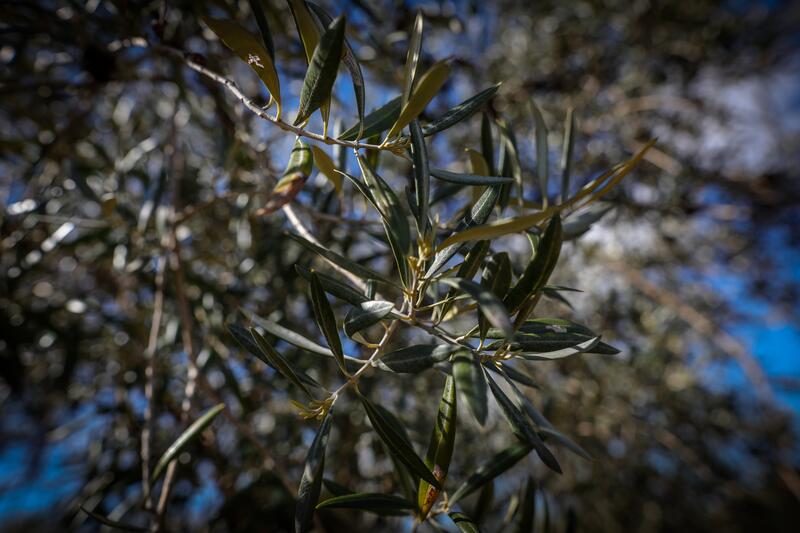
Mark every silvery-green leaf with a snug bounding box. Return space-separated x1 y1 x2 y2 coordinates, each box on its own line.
409 119 430 234
402 10 424 107
563 203 613 241
423 84 500 136
436 240 490 323
296 413 332 533
439 278 513 338
479 252 512 341
430 167 513 186
309 271 346 374
249 328 318 397
449 443 533 505
453 353 488 426
376 345 458 374
418 375 457 518
294 16 346 126
514 336 601 361
343 300 394 338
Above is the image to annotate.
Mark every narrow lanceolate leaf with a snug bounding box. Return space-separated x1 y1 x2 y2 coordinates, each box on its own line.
481 112 495 174
435 240 491 323
418 375 457 518
438 141 655 249
250 328 317 397
384 60 451 141
560 107 576 202
425 184 501 278
294 15 345 126
261 139 313 215
310 145 342 193
531 101 548 205
317 493 414 514
80 507 146 532
409 120 430 234
402 10 424 107
423 84 500 136
309 271 346 374
296 413 333 533
449 511 482 533
485 371 562 474
504 214 562 313
515 336 601 361
306 1 365 138
467 148 490 178
247 0 275 60
430 167 513 186
202 17 281 117
479 252 512 341
288 0 330 127
563 202 613 241
339 96 402 141
359 395 441 489
245 311 356 362
356 155 411 286
439 278 513 338
376 344 458 373
151 403 225 483
287 231 399 288
489 362 539 390
295 265 369 307
344 300 394 338
453 353 488 426
516 477 536 533
449 443 533 505
496 119 522 210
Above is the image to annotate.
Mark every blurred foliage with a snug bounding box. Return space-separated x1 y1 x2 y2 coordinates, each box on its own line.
1 0 799 532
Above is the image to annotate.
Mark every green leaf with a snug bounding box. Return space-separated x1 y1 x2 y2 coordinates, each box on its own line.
504 214 563 314
449 443 533 505
496 119 523 210
316 493 414 514
287 0 330 128
531 101 548 206
322 478 353 496
202 17 282 118
262 139 313 215
485 371 561 474
309 271 346 374
306 2 365 138
559 107 576 202
294 15 346 126
247 0 275 61
449 511 482 533
376 344 458 374
425 184 501 278
562 203 613 241
287 231 399 288
516 477 536 533
359 394 441 489
514 336 601 361
479 252 512 341
423 84 500 136
430 167 513 186
295 265 369 307
339 96 402 141
439 278 513 338
486 362 539 390
344 300 394 338
356 155 411 286
418 375 457 518
436 240 491 323
249 328 317 398
296 413 333 533
151 403 225 483
453 353 488 426
402 10 424 107
384 60 451 141
409 119 430 234
80 506 146 532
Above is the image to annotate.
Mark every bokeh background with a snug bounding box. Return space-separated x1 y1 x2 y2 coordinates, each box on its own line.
1 0 799 531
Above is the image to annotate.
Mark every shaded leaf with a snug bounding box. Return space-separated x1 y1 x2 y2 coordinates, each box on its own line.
436 240 491 323
344 300 394 338
453 352 488 426
296 413 333 533
449 511 482 533
562 202 613 241
79 506 146 532
261 139 313 215
310 145 342 193
531 101 548 205
423 84 500 136
294 15 346 126
479 252 512 341
385 60 451 141
504 214 562 314
481 112 495 174
430 167 513 186
247 0 275 60
514 336 601 361
377 344 458 373
339 96 402 141
359 394 441 489
309 271 346 374
559 107 576 202
295 265 369 307
439 278 513 338
151 403 225 483
449 443 533 505
402 10 424 107
203 17 282 117
418 375 457 518
249 327 318 397
317 493 414 514
515 477 536 533
322 478 353 497
410 119 430 234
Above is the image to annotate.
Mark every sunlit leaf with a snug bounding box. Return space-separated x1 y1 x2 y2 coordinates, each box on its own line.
402 10 424 107
384 60 451 142
514 336 601 361
344 300 394 338
311 145 342 193
439 278 513 338
449 443 533 505
466 148 490 177
151 403 225 483
247 0 275 61
376 344 457 373
418 375 457 518
261 139 313 215
430 167 513 186
309 271 346 374
202 17 281 117
410 119 431 234
296 413 333 533
294 15 345 126
453 352 488 426
359 394 441 489
423 84 500 136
